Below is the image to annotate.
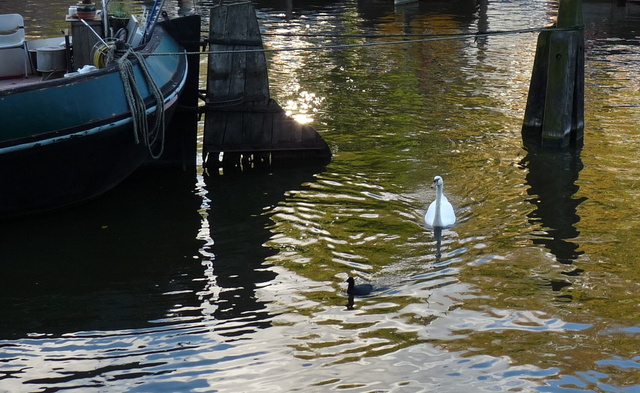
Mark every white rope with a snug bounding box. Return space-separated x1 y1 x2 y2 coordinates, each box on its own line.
116 47 166 159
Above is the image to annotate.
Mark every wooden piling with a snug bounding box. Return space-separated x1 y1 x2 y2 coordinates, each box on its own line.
158 15 202 167
204 2 331 168
522 0 584 149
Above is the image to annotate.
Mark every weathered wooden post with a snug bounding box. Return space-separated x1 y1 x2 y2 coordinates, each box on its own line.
159 15 201 167
522 0 584 149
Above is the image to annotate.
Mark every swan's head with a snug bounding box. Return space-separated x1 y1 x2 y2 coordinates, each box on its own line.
431 175 444 189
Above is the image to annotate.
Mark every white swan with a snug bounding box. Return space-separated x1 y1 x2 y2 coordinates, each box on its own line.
425 175 456 228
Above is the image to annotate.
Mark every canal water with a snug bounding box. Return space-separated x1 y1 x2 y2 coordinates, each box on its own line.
1 0 639 392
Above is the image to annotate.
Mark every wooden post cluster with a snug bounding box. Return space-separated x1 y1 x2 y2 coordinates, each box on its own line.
203 1 331 168
522 0 584 149
206 1 270 106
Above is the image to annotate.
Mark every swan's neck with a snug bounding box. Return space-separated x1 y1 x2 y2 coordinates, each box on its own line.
434 185 443 225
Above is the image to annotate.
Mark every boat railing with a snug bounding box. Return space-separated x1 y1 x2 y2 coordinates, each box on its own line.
0 0 168 82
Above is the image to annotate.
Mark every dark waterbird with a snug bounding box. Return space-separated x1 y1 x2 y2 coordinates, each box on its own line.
346 277 373 296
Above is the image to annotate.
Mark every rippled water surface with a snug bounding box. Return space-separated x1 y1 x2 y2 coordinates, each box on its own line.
1 0 639 392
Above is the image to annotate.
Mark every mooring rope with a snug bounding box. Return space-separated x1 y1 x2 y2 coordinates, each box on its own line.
116 47 166 159
147 25 583 56
259 25 581 40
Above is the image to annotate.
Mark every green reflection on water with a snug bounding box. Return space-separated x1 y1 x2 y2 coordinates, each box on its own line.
261 0 640 389
2 0 639 389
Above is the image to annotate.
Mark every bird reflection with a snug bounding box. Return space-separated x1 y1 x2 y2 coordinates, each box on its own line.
346 294 355 310
433 226 443 262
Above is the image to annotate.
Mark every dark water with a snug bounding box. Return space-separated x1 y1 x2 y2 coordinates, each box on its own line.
1 0 640 392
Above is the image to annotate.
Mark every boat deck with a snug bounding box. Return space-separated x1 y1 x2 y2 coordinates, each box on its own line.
0 73 62 91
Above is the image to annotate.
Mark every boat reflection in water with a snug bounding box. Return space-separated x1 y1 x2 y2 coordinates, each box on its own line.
0 167 203 338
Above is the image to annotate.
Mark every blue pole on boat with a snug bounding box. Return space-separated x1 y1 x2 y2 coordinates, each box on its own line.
142 0 165 44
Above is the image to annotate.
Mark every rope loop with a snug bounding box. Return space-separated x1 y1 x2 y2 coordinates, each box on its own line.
92 41 117 68
116 47 166 160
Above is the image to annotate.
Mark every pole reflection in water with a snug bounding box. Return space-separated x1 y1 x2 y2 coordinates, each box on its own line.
520 141 587 296
200 164 327 335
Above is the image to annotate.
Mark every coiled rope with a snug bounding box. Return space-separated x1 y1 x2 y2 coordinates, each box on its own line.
93 41 117 68
116 47 166 159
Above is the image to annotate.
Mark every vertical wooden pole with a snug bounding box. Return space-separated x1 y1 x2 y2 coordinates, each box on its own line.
522 0 584 149
541 29 579 147
206 2 270 104
156 15 201 167
522 30 551 136
570 2 585 147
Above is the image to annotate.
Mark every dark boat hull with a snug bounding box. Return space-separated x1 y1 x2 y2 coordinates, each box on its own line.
1 120 150 217
0 25 187 218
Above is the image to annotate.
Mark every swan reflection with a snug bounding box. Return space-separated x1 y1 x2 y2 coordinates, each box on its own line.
433 226 443 262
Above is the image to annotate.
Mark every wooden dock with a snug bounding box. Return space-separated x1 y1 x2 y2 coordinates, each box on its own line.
203 2 331 168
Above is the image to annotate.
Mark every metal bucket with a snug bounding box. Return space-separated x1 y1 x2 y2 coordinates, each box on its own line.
36 46 67 73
